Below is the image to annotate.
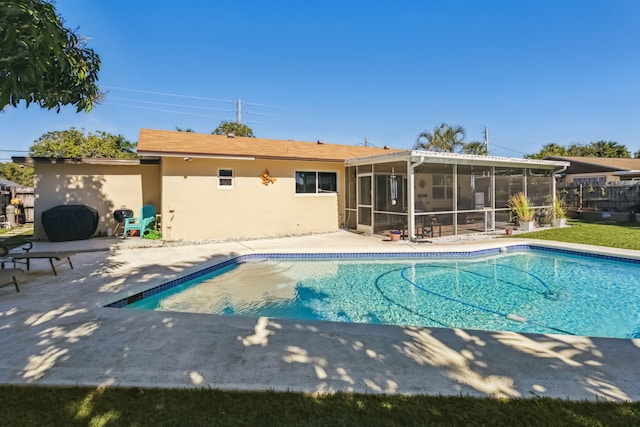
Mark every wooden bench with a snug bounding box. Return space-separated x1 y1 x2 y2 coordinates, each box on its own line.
8 252 75 276
1 243 75 276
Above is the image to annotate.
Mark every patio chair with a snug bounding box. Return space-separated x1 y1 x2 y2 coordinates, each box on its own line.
123 204 156 238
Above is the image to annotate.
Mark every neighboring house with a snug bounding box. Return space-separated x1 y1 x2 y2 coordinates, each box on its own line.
15 129 568 241
544 156 640 186
544 156 640 212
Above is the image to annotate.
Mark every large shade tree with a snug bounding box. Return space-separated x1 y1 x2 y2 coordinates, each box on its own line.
212 121 255 138
414 123 466 153
524 143 568 159
0 162 33 187
0 0 102 112
29 128 137 158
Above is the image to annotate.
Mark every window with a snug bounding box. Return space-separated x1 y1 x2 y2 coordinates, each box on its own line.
432 174 453 200
218 168 234 189
295 171 337 194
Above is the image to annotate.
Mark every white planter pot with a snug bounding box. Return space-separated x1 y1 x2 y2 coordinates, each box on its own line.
553 218 566 227
519 221 535 232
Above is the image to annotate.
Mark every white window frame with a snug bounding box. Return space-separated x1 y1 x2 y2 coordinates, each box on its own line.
217 168 234 189
432 174 453 200
295 171 338 195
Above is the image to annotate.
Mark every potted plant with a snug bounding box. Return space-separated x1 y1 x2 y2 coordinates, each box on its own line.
388 230 402 242
508 192 535 232
547 194 567 227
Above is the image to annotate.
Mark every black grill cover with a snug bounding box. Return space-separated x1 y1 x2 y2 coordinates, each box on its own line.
42 205 99 242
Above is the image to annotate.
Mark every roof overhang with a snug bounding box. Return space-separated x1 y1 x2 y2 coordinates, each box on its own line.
12 157 160 166
613 170 640 177
136 151 256 161
345 150 570 169
136 150 348 163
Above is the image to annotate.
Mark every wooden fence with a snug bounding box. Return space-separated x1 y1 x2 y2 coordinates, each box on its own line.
4 187 35 224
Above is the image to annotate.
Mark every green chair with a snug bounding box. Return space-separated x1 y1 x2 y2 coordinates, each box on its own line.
123 204 156 238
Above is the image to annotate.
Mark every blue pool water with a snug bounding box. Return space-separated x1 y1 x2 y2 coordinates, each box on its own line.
117 247 640 339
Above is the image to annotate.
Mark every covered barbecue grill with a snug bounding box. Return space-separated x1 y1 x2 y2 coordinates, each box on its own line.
42 205 99 242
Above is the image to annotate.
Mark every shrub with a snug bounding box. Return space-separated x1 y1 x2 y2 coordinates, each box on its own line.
508 192 534 222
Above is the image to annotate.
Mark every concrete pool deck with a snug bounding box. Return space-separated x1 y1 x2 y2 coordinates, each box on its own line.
1 230 639 401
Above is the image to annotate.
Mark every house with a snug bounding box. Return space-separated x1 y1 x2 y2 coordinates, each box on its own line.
544 156 640 212
544 156 640 186
15 129 568 241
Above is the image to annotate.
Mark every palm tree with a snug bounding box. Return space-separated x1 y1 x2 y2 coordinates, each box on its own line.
461 141 488 155
414 123 465 152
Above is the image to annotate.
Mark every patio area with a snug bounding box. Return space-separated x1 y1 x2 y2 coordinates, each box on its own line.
1 230 639 401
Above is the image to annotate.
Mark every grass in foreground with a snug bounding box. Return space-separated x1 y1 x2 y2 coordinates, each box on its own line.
1 386 639 426
509 219 640 250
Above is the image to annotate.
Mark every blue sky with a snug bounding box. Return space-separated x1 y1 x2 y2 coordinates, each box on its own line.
2 0 639 160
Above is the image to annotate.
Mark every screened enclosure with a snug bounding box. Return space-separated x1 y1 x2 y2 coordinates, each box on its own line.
344 151 566 240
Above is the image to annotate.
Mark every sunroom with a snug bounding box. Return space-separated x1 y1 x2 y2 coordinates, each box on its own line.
344 151 569 240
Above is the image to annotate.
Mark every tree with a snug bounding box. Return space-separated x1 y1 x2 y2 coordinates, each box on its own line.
525 141 630 159
0 0 102 112
29 128 137 158
212 121 255 138
0 162 33 187
524 143 568 159
634 149 640 159
567 141 630 158
175 127 195 132
414 123 465 152
461 141 488 155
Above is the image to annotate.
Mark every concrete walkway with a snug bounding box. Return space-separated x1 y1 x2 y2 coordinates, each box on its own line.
1 230 639 401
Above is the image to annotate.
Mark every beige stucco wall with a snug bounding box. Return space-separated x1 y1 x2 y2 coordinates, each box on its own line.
34 163 161 240
161 157 344 241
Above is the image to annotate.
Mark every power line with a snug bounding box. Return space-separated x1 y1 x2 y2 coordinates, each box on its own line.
489 141 528 156
107 102 232 119
103 86 234 103
107 97 235 113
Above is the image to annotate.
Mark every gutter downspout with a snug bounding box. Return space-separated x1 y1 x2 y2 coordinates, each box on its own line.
408 154 427 241
553 163 569 212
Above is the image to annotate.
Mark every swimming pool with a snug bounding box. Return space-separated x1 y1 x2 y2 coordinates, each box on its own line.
107 245 640 339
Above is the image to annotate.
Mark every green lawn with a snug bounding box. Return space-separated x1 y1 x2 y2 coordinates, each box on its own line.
2 220 640 425
1 386 638 426
512 219 640 250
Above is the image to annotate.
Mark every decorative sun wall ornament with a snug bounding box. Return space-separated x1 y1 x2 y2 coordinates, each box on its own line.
260 169 277 186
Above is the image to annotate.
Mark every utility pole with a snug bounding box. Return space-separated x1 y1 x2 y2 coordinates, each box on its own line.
236 99 242 124
484 127 489 155
364 137 369 147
